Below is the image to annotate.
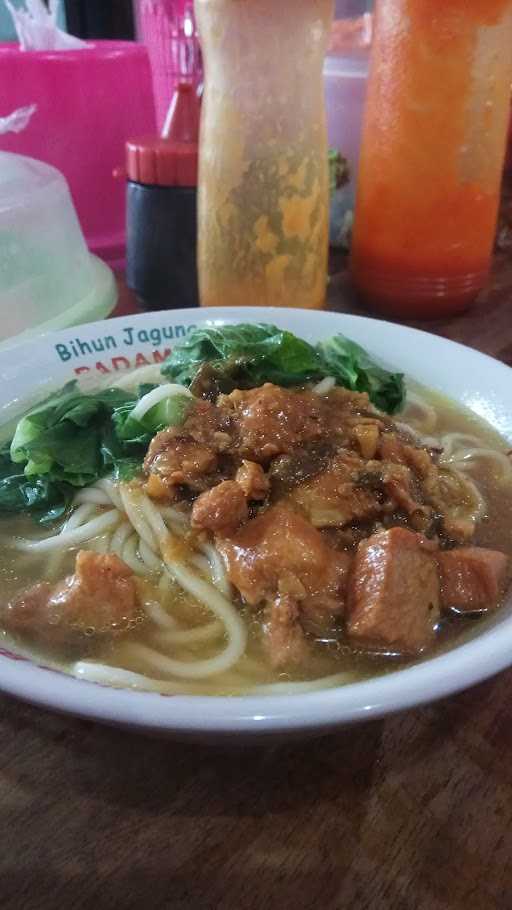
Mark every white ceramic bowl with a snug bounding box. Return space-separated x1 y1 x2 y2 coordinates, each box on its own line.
1 307 511 741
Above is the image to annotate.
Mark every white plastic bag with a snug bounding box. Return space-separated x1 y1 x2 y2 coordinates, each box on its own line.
0 104 37 135
4 0 87 51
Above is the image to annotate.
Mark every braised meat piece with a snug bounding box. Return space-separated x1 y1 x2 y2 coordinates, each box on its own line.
262 595 310 668
144 399 232 496
438 547 508 612
218 384 333 462
289 451 381 528
145 384 372 500
191 480 249 534
217 384 369 463
216 505 350 611
426 470 481 543
174 398 232 450
217 505 351 668
3 552 141 646
348 416 383 460
268 442 334 498
346 527 440 654
376 433 477 541
235 460 269 501
378 462 433 530
378 433 413 465
145 434 218 491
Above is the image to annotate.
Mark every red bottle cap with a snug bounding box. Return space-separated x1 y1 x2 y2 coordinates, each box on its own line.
125 82 200 187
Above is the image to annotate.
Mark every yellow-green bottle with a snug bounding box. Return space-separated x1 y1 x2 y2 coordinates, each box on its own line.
195 0 334 309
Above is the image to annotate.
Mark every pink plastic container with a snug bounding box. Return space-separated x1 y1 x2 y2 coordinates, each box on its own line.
0 41 156 268
135 1 202 133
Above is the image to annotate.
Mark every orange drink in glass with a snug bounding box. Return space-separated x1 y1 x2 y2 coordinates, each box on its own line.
351 0 512 318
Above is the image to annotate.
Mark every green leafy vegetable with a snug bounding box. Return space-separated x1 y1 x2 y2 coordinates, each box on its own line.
10 382 134 484
0 448 72 523
162 323 405 413
0 381 192 521
161 323 323 392
317 336 404 414
98 423 146 483
113 385 192 446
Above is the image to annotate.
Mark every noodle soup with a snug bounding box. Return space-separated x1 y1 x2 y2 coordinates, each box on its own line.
0 324 511 697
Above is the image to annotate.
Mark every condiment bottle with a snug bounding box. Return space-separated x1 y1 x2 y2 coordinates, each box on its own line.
351 0 512 319
194 0 334 309
135 0 203 133
125 82 200 310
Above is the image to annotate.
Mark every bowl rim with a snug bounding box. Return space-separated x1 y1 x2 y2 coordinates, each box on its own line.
0 305 511 736
1 621 512 735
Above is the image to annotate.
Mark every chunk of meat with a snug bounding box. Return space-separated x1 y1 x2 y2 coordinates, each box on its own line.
191 481 249 534
379 463 433 529
145 385 371 500
360 456 435 532
144 399 234 494
218 384 367 463
216 505 350 618
146 472 174 501
405 447 478 542
350 419 382 460
375 436 435 518
378 435 439 500
235 460 269 501
290 451 381 528
378 433 440 475
3 552 141 645
427 469 480 543
378 433 410 465
217 506 350 667
377 434 478 542
268 442 334 498
144 433 218 491
262 595 309 669
218 504 351 669
173 398 232 450
346 527 440 654
218 384 329 461
438 547 508 612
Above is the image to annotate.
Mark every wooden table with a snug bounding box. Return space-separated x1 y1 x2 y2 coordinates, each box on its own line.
2 254 512 910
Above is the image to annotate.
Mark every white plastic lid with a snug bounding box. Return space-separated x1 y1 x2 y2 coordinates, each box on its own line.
0 153 62 212
0 152 116 343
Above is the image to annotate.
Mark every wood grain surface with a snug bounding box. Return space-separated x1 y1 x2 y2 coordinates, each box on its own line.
1 248 512 910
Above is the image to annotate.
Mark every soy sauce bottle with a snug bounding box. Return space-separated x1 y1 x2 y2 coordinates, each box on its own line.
126 82 200 310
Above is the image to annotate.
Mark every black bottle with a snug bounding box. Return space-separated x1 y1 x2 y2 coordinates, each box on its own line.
125 82 200 310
